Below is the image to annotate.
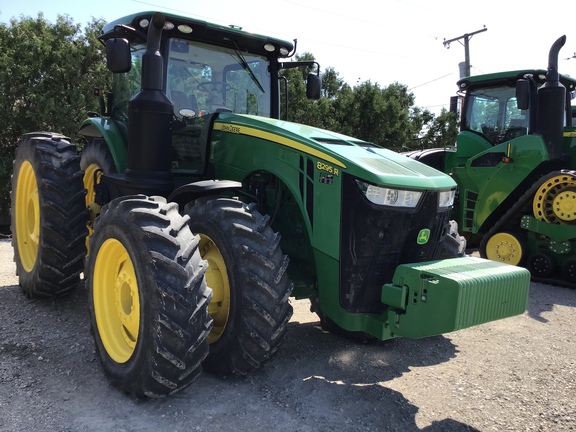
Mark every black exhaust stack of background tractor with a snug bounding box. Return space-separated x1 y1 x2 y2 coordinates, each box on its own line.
535 35 566 161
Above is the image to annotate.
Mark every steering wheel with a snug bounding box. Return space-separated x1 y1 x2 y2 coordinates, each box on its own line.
197 81 232 92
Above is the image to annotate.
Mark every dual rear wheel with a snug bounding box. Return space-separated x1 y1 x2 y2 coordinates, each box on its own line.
11 133 87 297
12 136 294 396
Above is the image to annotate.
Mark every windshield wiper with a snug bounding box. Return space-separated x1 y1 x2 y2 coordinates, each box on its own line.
230 40 265 93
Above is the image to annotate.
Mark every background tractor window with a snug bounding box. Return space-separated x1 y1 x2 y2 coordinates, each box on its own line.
464 86 527 144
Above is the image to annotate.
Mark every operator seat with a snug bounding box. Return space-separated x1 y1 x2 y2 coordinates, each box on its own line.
171 90 199 117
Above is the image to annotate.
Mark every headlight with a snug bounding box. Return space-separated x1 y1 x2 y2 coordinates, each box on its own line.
439 190 456 208
357 181 422 208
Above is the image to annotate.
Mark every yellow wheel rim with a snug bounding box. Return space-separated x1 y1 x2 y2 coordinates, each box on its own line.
485 232 523 266
533 175 576 224
83 163 103 252
83 163 102 208
93 238 140 363
553 190 576 222
15 161 40 272
199 234 230 344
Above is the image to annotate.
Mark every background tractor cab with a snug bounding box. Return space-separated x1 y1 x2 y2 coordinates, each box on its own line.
406 35 576 286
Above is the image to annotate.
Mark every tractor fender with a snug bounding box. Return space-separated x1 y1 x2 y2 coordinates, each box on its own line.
168 179 242 208
78 118 128 173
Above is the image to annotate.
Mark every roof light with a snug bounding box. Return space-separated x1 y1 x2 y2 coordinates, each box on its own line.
178 24 193 34
279 47 290 56
164 21 174 30
139 19 149 29
264 43 275 52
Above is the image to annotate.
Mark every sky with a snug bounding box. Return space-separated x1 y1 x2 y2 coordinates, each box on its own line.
1 0 576 114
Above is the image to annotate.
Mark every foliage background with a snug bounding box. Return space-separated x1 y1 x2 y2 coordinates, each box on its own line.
0 14 457 223
0 14 110 222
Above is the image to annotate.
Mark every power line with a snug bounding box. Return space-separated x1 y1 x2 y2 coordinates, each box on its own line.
409 72 454 91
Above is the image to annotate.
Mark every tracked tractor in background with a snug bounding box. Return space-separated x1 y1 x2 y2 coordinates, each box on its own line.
405 35 576 287
10 11 530 398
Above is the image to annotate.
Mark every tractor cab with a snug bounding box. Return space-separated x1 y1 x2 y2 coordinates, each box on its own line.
454 69 576 163
110 35 275 176
461 79 529 147
92 12 320 189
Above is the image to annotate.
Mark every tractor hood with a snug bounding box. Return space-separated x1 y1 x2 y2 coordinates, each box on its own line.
214 113 455 190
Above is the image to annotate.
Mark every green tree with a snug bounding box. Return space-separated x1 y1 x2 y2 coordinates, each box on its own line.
281 58 457 152
332 81 417 151
407 108 459 151
0 13 110 220
281 54 348 132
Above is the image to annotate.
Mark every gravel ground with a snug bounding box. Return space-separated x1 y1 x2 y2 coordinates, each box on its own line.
0 236 575 431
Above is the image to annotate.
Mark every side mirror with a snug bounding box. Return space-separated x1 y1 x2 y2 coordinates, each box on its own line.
306 73 321 100
516 79 530 110
106 38 131 73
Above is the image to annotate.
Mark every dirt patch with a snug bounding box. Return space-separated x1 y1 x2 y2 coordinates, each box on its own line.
1 237 575 431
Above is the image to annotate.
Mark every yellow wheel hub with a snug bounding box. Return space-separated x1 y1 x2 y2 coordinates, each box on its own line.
485 232 523 266
533 174 576 225
199 234 230 344
83 163 103 252
93 238 140 363
553 190 576 222
15 161 40 272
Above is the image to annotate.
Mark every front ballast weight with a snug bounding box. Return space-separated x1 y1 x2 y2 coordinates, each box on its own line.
377 257 530 339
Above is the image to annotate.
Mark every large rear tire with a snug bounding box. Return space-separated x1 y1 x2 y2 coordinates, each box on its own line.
185 197 293 376
10 132 88 297
85 195 212 398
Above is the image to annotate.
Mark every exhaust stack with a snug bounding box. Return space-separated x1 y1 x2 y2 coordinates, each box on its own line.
535 35 567 160
125 12 175 196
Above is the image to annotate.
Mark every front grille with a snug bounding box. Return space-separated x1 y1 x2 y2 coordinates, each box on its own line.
340 173 451 313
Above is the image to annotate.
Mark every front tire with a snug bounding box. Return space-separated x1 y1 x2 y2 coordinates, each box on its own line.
85 195 212 398
10 132 88 297
185 197 293 376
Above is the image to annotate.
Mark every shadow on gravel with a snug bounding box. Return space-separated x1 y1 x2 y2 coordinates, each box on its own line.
0 281 479 431
283 319 458 385
251 319 477 431
525 281 576 323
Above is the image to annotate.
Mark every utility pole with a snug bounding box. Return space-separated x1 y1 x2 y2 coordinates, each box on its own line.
443 26 487 78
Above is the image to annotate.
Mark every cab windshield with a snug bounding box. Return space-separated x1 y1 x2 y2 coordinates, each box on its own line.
166 38 271 118
463 85 528 145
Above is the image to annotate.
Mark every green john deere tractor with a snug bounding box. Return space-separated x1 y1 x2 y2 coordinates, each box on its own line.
405 35 576 287
10 11 530 398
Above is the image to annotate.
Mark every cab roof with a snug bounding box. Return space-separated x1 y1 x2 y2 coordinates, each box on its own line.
457 69 576 92
102 11 294 58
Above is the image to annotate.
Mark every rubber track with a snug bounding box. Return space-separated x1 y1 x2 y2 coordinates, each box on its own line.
479 169 576 288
